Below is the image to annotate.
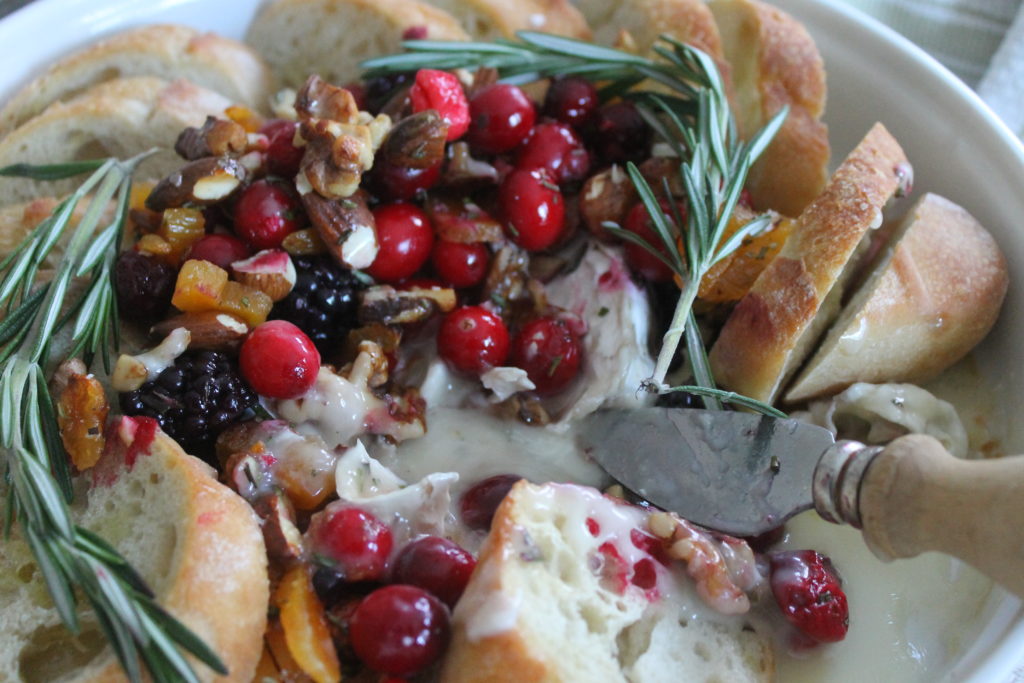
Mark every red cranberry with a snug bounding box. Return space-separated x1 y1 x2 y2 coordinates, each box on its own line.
498 168 565 251
437 305 509 375
768 550 849 643
392 536 476 608
259 119 304 178
409 69 470 141
343 81 368 110
186 234 250 269
368 203 434 283
239 320 320 399
460 474 520 531
308 506 394 582
622 201 679 282
350 585 450 676
466 84 536 154
543 76 599 127
516 122 590 184
584 101 652 165
233 179 302 250
431 240 489 288
510 317 583 396
114 250 176 323
372 158 442 201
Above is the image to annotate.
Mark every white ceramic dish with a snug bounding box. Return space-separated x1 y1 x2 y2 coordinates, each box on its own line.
1 0 1023 679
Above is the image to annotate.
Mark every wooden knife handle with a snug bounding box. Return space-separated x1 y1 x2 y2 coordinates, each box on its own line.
815 434 1024 597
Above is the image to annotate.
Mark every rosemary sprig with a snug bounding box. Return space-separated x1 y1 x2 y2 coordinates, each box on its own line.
363 33 785 417
0 156 226 683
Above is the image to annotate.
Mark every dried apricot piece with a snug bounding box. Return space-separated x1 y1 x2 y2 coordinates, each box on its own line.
56 372 109 470
216 281 274 327
172 259 228 312
274 566 341 683
158 207 206 260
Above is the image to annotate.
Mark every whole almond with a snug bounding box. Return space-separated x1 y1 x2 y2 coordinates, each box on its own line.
151 311 249 351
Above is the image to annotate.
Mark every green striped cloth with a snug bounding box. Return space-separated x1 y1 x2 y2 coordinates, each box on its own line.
838 0 1024 137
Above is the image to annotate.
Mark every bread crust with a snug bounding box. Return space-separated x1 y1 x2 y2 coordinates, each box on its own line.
709 123 909 404
425 0 590 40
577 0 722 58
245 0 470 87
710 0 829 217
0 24 274 137
785 193 1009 401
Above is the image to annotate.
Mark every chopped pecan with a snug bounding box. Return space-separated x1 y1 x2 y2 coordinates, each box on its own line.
150 311 248 351
145 157 247 211
443 141 499 188
378 387 427 442
493 394 551 426
174 116 248 160
375 110 448 170
425 195 504 243
253 491 304 566
341 324 402 365
55 364 109 471
344 340 389 389
466 66 500 97
639 156 686 198
483 244 531 309
295 74 360 124
358 285 456 326
298 118 369 199
301 189 378 269
579 164 636 240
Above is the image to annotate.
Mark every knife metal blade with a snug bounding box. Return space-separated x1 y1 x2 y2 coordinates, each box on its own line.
576 408 836 536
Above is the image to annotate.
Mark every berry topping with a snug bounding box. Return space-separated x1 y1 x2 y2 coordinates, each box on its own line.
239 320 321 399
510 316 583 396
768 550 849 643
349 585 450 677
622 200 680 282
391 536 476 608
233 179 302 250
259 119 304 178
437 305 510 375
308 506 394 582
584 101 652 165
431 240 489 288
372 157 443 201
460 474 520 531
367 203 434 283
466 83 536 154
409 69 470 141
364 71 415 115
270 255 364 352
516 122 590 184
543 76 599 127
114 250 176 324
498 168 565 251
186 234 251 270
119 350 256 453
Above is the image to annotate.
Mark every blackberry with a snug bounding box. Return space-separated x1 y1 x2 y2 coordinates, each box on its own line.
119 350 257 455
270 255 364 352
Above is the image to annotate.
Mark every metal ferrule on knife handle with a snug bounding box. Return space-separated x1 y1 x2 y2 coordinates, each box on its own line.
812 440 884 528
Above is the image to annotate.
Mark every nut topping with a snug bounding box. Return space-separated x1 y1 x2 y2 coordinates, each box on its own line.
145 157 247 211
302 189 378 269
579 164 635 240
375 110 448 170
174 116 248 160
231 249 297 301
150 311 249 351
295 74 360 124
358 285 457 326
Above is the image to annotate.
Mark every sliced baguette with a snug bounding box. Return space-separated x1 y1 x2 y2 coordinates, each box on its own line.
0 76 233 205
574 0 724 59
423 0 590 40
708 123 910 404
785 193 1008 402
0 24 275 138
709 0 829 217
441 481 772 683
245 0 470 88
0 416 268 682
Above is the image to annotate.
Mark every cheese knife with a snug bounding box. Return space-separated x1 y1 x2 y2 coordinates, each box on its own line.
577 407 1024 597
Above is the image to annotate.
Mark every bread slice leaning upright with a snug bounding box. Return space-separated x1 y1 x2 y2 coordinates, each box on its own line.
709 123 911 404
245 0 470 88
785 193 1009 402
423 0 590 40
709 0 829 218
574 0 724 58
0 24 275 137
0 416 268 683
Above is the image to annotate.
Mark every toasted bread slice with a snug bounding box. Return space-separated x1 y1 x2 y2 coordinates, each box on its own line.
0 24 274 138
0 417 268 682
786 193 1008 402
574 0 724 59
709 0 829 217
245 0 470 88
0 76 233 205
423 0 590 40
709 123 910 404
441 481 772 683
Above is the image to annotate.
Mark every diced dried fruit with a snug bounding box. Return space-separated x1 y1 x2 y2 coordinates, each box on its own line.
158 207 206 260
215 281 274 327
171 259 229 312
226 104 264 133
135 234 174 261
274 566 342 683
56 371 109 470
282 228 326 256
698 213 792 303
